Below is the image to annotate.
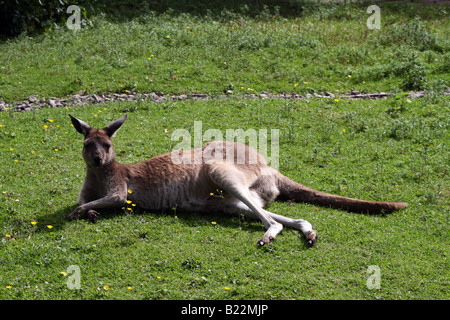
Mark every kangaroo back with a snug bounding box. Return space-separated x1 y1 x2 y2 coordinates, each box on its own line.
276 173 407 214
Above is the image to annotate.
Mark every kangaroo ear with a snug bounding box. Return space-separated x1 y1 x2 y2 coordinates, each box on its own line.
69 114 91 136
103 114 127 137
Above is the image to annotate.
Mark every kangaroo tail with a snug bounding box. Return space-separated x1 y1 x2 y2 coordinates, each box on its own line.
276 173 407 214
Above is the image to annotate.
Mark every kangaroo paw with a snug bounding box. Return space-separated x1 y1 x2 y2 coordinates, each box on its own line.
305 230 318 246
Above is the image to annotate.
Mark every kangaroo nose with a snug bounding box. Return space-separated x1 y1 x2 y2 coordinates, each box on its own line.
93 156 103 166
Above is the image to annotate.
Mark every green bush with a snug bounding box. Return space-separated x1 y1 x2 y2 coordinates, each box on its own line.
0 0 98 36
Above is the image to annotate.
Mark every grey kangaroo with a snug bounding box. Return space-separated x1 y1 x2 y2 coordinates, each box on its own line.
66 114 408 246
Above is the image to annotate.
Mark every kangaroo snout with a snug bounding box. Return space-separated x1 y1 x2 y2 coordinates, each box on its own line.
93 155 104 166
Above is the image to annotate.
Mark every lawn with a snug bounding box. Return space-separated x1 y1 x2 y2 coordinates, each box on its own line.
0 0 448 301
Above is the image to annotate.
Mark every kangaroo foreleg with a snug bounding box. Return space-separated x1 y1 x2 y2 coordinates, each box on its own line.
65 195 126 223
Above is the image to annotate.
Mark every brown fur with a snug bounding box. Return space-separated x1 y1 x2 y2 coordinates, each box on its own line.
66 115 407 246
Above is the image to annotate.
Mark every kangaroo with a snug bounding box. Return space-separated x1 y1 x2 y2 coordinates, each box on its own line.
66 114 408 246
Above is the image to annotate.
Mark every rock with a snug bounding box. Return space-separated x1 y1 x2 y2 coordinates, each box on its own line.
48 98 57 107
29 95 37 103
191 94 207 100
92 94 102 103
226 90 233 95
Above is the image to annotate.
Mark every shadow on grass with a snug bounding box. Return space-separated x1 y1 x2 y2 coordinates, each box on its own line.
36 203 315 248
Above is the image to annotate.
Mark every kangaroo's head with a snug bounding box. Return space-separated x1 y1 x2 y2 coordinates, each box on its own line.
69 114 127 167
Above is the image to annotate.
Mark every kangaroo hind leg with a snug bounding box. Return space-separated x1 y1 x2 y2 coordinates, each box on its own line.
207 165 283 245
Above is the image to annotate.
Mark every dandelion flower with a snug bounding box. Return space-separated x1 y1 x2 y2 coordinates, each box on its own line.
127 208 132 211
127 286 133 290
5 234 11 238
103 285 109 290
128 189 133 194
212 221 217 225
210 193 214 196
224 287 230 290
295 83 299 87
334 99 339 102
304 81 309 84
31 221 37 225
9 148 14 151
5 286 12 289
47 225 53 229
48 119 54 123
54 149 59 152
126 200 132 204
132 204 136 207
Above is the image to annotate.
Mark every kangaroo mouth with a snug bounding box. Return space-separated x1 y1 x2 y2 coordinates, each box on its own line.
93 157 104 166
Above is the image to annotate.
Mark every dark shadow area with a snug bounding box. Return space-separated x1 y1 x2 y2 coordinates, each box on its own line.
38 203 264 234
37 203 311 248
2 0 444 38
0 0 305 37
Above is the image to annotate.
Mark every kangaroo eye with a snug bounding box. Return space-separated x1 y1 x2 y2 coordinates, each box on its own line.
103 143 111 150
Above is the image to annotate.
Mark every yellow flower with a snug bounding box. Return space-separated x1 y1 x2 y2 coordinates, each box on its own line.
54 149 58 152
60 271 68 277
9 148 14 151
224 287 230 290
126 200 132 204
127 208 132 211
48 119 54 123
128 189 133 194
127 286 133 290
47 225 53 229
295 83 299 86
148 57 152 60
103 285 109 290
210 193 214 196
211 221 217 225
31 221 37 225
304 81 309 84
334 99 339 102
5 286 12 289
5 234 11 238
0 125 3 127
132 204 136 207
94 114 98 117
347 75 352 78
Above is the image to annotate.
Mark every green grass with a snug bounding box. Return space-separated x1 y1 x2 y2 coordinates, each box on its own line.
0 95 448 299
0 1 449 101
0 1 449 300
